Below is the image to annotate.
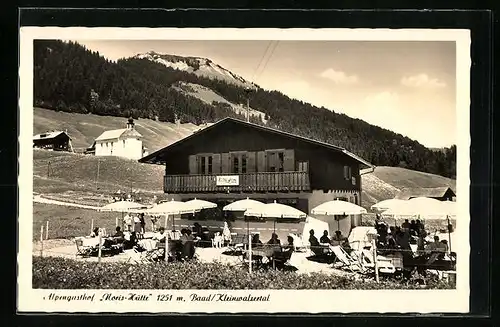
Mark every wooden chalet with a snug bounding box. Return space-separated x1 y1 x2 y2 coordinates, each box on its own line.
395 186 456 201
139 117 373 239
33 131 73 152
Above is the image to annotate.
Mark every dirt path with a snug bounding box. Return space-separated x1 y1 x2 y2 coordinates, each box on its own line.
33 194 100 210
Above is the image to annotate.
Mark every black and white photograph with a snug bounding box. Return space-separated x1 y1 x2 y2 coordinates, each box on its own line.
18 27 470 313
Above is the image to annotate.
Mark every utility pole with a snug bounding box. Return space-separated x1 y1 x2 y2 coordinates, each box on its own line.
244 87 252 122
47 161 51 178
96 158 100 190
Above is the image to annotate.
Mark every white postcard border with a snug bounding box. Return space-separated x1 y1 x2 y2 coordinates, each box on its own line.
18 27 471 313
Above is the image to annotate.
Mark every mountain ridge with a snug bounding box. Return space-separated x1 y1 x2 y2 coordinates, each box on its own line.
134 51 257 89
33 39 456 179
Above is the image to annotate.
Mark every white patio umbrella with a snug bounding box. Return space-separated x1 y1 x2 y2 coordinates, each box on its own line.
98 200 148 228
223 198 264 211
134 199 192 262
184 198 217 212
384 197 457 253
371 199 406 213
311 200 367 231
224 198 265 236
383 197 448 217
244 200 307 233
142 199 192 231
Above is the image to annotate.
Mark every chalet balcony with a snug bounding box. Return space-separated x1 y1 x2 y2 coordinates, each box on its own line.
164 171 311 193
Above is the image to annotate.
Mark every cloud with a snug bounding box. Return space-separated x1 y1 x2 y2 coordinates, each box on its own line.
319 68 359 85
401 73 446 88
364 91 399 105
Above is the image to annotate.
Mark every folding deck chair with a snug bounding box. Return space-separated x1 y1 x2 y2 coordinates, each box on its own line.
226 234 247 254
134 239 164 263
75 238 97 257
330 245 366 273
356 249 396 274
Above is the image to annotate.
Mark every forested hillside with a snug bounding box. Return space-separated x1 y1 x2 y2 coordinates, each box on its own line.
33 40 456 178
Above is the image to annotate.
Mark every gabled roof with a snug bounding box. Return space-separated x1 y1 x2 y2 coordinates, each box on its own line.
395 186 456 200
95 128 142 141
33 131 71 140
139 117 373 167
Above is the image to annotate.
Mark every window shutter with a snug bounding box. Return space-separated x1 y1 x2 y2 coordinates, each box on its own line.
188 155 198 175
257 151 266 172
212 153 221 174
283 149 295 171
221 153 230 173
246 152 256 173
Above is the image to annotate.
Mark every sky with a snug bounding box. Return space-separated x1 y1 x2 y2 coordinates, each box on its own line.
75 40 456 148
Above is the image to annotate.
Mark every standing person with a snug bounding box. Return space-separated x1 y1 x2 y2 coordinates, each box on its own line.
151 215 158 232
133 214 142 239
123 213 133 232
139 213 146 234
222 221 232 246
401 219 410 231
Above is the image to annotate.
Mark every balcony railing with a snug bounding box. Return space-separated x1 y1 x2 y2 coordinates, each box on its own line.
164 171 310 193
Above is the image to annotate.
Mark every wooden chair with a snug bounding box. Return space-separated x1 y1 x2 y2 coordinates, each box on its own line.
75 238 97 257
273 249 294 270
330 245 366 273
226 234 247 254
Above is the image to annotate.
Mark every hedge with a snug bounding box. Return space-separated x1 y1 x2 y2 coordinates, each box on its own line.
32 256 454 290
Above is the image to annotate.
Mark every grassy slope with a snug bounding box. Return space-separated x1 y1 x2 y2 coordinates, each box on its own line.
33 149 164 197
33 203 117 241
361 167 456 209
34 107 201 152
34 149 456 210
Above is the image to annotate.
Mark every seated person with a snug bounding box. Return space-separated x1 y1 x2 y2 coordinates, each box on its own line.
331 230 347 245
437 240 449 259
424 235 444 264
113 226 124 238
331 231 351 252
103 227 125 248
425 236 441 252
308 229 323 256
252 234 263 248
153 227 167 243
192 222 203 237
274 236 294 264
267 233 281 246
282 236 294 253
90 227 100 238
320 230 331 244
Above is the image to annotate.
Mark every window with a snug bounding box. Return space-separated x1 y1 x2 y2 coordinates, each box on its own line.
201 157 206 174
277 152 284 172
123 140 125 147
197 154 214 174
231 152 247 174
266 150 285 172
241 154 247 173
343 165 352 180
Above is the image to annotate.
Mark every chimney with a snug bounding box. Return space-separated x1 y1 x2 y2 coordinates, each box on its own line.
126 117 135 130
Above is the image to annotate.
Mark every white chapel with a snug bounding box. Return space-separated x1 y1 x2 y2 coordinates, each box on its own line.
93 118 147 160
